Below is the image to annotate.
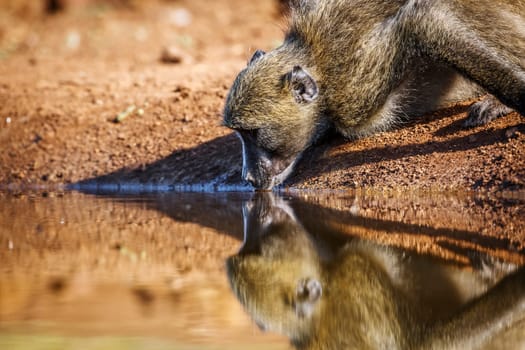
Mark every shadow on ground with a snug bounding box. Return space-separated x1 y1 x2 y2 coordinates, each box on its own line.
289 124 523 186
73 105 524 191
74 134 249 191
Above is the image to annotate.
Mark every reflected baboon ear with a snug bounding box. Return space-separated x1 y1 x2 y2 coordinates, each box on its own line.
248 49 266 65
289 66 318 104
294 278 322 318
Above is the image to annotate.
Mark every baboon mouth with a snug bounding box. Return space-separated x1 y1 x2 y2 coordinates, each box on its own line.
253 156 300 191
273 156 300 188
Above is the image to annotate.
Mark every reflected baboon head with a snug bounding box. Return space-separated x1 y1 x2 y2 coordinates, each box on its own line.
226 194 323 340
225 194 525 350
223 49 329 190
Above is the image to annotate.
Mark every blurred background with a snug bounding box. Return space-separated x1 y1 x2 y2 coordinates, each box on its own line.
0 0 285 187
0 0 284 63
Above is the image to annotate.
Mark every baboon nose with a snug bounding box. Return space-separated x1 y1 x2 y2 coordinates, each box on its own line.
242 170 273 190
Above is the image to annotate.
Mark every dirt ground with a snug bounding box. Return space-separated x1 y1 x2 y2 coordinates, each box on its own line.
0 0 523 193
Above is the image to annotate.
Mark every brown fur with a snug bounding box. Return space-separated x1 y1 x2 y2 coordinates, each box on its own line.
226 193 525 349
223 0 525 189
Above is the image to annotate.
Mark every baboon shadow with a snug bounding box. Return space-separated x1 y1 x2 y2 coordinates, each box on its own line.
288 109 524 187
73 105 522 191
74 134 248 191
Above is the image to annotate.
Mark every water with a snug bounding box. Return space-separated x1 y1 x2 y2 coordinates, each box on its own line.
0 190 524 349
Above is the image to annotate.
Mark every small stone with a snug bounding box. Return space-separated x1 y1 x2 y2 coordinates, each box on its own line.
168 8 192 27
505 126 518 139
160 46 191 64
65 30 81 50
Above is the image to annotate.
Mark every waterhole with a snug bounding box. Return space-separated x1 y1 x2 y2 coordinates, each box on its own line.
0 190 524 349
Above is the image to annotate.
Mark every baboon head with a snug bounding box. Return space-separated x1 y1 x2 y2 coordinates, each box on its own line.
223 49 328 190
226 193 323 341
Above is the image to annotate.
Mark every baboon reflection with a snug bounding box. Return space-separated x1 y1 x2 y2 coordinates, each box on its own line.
227 193 525 349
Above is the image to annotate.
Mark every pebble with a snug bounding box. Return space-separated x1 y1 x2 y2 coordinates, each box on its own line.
160 46 190 64
65 30 81 50
505 126 519 139
168 8 192 27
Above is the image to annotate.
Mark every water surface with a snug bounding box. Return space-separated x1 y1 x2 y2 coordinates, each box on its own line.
0 190 524 349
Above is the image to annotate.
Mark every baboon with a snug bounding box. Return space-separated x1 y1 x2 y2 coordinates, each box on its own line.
226 193 525 349
223 0 525 189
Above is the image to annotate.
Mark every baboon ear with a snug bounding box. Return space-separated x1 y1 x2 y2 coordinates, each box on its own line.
294 278 322 318
248 49 266 65
289 65 318 103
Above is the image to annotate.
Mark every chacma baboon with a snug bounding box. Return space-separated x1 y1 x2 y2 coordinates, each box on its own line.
223 0 525 189
226 193 525 349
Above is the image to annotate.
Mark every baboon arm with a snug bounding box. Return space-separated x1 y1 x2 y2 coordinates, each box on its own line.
421 268 525 350
406 0 525 114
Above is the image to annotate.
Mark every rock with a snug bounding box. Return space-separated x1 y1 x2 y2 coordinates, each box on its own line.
160 46 191 64
65 30 81 50
505 126 519 139
168 8 192 27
